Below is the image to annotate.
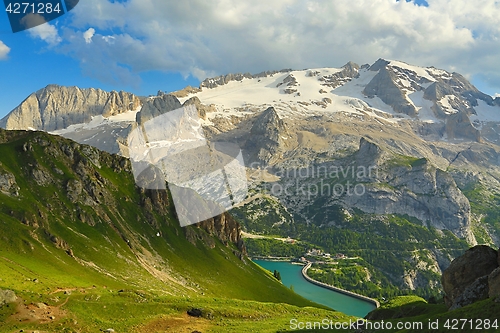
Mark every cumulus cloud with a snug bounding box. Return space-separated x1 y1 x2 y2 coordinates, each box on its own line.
83 28 95 44
60 0 500 87
23 14 62 45
0 40 10 60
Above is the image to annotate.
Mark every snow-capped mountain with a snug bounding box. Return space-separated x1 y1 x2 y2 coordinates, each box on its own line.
3 58 500 153
3 58 500 291
175 58 500 144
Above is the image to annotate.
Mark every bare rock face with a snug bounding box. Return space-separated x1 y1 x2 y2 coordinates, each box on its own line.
364 66 417 116
0 171 19 196
136 94 182 125
201 73 253 89
244 107 290 165
0 289 17 306
319 61 360 89
186 212 246 257
441 245 498 308
449 275 489 310
0 85 141 131
488 267 500 299
182 96 216 120
170 85 202 98
346 139 473 240
103 90 141 117
445 112 481 142
355 137 388 166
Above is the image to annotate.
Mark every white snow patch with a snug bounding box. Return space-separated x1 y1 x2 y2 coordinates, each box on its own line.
176 67 423 124
408 91 441 123
439 95 459 115
470 100 500 122
51 107 141 135
332 69 396 115
388 60 437 82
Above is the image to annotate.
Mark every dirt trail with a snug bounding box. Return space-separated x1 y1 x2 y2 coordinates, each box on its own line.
7 297 68 325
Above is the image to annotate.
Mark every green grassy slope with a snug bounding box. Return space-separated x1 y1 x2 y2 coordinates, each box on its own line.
0 129 343 332
359 296 500 333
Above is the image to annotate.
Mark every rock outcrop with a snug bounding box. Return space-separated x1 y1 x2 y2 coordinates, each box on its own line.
445 112 481 142
344 139 473 240
136 93 181 125
364 65 417 116
488 267 500 299
245 107 289 165
182 96 216 121
187 212 246 258
449 275 489 310
0 289 16 306
0 170 19 196
0 85 141 131
441 245 499 308
319 61 360 89
201 73 254 89
200 70 292 89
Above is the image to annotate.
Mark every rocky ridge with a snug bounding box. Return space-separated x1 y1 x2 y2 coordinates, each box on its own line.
0 85 141 131
0 129 245 259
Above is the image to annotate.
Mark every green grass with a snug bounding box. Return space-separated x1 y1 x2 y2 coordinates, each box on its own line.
358 296 500 333
0 289 353 333
0 130 338 332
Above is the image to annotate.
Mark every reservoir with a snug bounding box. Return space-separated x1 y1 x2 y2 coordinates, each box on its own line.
254 260 376 317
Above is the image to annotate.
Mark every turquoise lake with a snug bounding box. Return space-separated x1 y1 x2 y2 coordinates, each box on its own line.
254 260 376 318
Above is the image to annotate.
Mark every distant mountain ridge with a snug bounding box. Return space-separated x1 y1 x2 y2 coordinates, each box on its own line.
3 58 500 143
0 85 141 131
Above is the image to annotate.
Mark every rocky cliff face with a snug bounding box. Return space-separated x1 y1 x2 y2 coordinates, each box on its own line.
244 107 290 165
344 139 473 241
364 62 418 116
182 96 217 121
0 85 141 131
136 93 181 125
0 129 244 257
362 59 493 142
187 213 246 258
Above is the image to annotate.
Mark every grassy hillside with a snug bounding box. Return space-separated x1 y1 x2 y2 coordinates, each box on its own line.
359 295 500 333
0 129 348 332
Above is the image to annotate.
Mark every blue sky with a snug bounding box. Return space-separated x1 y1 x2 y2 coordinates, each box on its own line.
1 0 500 118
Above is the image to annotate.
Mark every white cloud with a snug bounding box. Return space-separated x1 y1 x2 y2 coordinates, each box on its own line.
23 14 61 46
83 28 95 44
495 93 500 98
61 0 500 89
0 40 10 60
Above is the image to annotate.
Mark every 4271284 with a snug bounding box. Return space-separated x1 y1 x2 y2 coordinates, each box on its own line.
5 2 62 14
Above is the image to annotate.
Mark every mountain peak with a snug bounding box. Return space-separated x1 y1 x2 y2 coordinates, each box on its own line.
369 58 391 71
1 85 141 131
246 106 289 165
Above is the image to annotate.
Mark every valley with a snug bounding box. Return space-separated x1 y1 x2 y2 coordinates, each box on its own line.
1 58 500 331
